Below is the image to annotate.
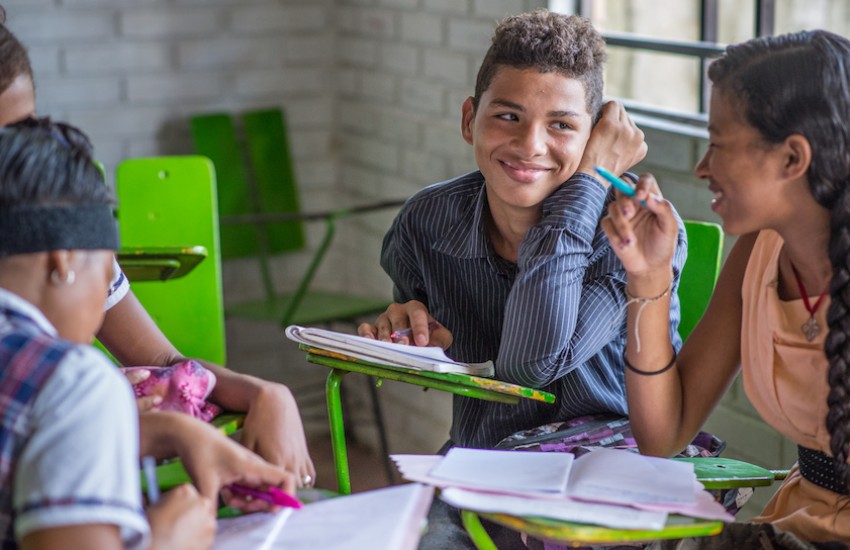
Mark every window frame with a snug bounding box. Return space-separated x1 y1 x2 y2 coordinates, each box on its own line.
571 0 776 117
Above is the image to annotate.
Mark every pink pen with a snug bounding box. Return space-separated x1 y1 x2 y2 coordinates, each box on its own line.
390 321 440 341
226 484 302 509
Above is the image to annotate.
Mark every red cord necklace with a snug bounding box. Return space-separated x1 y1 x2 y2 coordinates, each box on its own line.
790 262 829 342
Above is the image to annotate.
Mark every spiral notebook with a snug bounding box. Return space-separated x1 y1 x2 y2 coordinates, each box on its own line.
285 325 494 376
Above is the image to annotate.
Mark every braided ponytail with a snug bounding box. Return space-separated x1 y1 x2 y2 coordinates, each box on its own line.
825 185 850 486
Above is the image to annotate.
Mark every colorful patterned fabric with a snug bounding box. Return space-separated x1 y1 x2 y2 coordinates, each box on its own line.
496 413 725 457
122 360 220 421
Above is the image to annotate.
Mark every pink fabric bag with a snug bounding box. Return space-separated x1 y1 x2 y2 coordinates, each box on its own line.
122 360 221 422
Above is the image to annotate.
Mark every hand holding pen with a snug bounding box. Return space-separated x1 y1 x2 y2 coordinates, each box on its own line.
391 320 441 342
225 483 302 509
598 168 678 274
594 166 663 206
358 301 453 349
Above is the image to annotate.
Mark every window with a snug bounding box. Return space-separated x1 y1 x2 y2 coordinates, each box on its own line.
552 1 850 119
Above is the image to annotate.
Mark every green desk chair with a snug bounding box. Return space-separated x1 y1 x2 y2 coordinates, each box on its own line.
302 348 555 495
191 108 403 485
118 156 246 490
679 221 724 342
116 156 226 364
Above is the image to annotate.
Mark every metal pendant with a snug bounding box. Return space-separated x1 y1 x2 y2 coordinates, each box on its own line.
801 316 821 342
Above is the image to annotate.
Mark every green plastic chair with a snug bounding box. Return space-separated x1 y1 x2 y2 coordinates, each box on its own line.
190 108 403 486
679 220 724 342
115 155 226 364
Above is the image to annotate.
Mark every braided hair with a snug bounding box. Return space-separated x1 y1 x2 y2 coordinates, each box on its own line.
709 30 850 487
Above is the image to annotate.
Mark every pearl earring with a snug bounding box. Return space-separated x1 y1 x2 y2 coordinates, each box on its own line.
50 270 76 285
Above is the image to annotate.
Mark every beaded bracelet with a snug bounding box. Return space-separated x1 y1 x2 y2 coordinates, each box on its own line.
623 348 677 376
624 279 672 353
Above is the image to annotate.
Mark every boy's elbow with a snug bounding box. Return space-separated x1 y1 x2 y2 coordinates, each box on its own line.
499 360 559 389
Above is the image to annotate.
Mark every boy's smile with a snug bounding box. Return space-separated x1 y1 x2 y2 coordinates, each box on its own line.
462 66 592 223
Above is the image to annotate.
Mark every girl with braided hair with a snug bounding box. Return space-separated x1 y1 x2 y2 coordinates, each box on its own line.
602 30 850 548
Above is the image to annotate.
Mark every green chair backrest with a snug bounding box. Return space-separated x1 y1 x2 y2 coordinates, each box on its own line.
116 156 226 364
190 109 305 261
679 220 724 342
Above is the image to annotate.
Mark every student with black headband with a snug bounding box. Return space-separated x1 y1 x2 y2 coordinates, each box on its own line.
0 6 315 488
0 124 296 550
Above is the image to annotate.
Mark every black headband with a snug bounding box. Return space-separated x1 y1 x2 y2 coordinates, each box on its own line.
0 204 119 257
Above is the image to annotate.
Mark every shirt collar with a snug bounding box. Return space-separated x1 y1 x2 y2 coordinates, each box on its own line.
432 172 494 260
0 287 59 337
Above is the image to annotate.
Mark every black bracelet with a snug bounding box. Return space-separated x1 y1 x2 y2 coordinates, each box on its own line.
623 348 677 376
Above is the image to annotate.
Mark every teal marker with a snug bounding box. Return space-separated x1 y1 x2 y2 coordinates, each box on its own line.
594 166 635 197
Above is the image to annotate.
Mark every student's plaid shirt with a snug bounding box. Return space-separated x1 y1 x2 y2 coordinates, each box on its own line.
0 308 69 549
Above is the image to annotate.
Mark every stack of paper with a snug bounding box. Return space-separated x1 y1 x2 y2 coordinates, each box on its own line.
392 448 733 531
285 325 494 376
214 483 434 550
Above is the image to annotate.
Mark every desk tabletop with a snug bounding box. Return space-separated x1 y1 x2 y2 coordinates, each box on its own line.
303 346 555 404
472 510 723 545
117 245 207 282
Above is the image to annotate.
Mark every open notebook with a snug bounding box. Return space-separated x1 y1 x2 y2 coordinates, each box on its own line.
214 483 433 550
285 325 494 376
392 448 732 531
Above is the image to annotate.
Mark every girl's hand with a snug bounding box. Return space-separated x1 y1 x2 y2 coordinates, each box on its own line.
120 368 162 413
601 173 679 276
239 383 316 489
164 413 297 511
146 484 216 550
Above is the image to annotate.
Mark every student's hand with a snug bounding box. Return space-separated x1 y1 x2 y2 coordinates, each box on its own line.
576 100 647 179
239 382 316 489
120 368 163 413
358 300 453 350
146 484 216 550
168 414 297 511
601 173 678 277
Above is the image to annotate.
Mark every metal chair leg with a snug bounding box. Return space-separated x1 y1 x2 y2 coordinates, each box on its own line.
461 510 499 550
326 368 351 495
366 376 396 485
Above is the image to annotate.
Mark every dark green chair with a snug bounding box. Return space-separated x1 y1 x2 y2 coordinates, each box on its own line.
190 108 401 328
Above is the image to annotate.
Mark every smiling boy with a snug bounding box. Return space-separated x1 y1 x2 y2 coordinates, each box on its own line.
360 11 687 547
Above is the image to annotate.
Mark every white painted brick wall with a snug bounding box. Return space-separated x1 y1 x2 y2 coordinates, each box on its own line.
399 12 444 46
120 10 221 39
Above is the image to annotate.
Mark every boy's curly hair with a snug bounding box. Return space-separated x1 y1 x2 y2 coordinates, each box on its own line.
473 10 606 120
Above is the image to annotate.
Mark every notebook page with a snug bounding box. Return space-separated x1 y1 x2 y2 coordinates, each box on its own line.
567 448 696 506
428 448 573 495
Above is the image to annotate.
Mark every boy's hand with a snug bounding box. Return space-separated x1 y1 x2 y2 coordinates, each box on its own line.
576 101 647 180
358 300 453 350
